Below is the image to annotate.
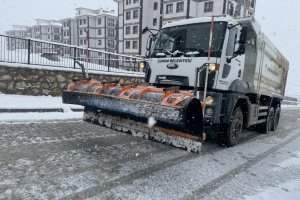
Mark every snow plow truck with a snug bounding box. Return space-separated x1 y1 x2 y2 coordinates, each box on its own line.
62 15 289 152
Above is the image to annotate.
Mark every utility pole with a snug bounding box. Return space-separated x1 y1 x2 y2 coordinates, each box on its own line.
84 28 90 77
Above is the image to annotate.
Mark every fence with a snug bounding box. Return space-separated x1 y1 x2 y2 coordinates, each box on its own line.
0 34 144 74
283 96 299 106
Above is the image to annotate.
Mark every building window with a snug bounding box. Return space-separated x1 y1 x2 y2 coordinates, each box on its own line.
227 2 234 16
98 18 102 25
126 11 131 20
153 18 157 26
126 0 131 5
48 35 50 40
133 0 139 3
133 10 139 19
64 31 69 36
176 2 184 13
54 35 60 41
98 39 102 45
108 19 115 27
132 41 138 49
204 2 213 13
80 29 83 35
79 19 82 25
83 19 87 25
98 29 102 35
125 26 131 35
108 29 115 37
133 25 138 34
166 4 173 14
54 28 60 33
83 39 86 45
154 2 158 10
125 41 130 49
80 39 83 45
108 40 115 48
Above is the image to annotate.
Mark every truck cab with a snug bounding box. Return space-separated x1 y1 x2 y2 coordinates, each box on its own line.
143 15 289 146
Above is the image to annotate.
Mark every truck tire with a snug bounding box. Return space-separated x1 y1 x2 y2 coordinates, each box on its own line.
272 107 280 131
226 107 243 147
259 107 275 133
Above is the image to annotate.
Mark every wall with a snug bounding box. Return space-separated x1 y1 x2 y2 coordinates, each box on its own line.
0 64 145 96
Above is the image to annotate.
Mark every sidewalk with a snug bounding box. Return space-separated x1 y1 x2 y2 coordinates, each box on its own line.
0 94 83 123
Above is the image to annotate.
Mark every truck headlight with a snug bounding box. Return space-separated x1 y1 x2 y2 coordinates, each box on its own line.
205 96 214 105
208 63 220 71
139 61 145 70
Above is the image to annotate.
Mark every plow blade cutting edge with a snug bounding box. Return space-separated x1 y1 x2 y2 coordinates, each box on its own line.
62 79 205 152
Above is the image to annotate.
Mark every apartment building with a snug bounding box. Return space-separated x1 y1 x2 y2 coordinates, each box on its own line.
5 25 31 50
115 0 256 56
60 7 118 52
29 19 62 53
31 19 62 42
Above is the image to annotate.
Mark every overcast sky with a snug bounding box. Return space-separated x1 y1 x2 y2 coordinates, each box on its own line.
0 0 117 34
0 0 299 95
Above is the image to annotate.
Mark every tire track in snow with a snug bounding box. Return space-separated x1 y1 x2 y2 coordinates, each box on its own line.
182 130 300 200
60 144 221 200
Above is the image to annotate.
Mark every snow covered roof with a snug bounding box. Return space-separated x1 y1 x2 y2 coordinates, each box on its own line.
35 19 62 26
75 7 117 17
59 17 74 22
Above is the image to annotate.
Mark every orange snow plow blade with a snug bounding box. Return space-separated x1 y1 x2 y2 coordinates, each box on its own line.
62 79 205 152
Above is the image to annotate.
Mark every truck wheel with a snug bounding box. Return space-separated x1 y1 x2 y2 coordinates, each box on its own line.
226 107 243 147
272 107 280 131
260 107 275 133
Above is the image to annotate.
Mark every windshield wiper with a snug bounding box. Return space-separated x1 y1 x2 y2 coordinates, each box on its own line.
155 50 173 57
171 50 184 57
155 52 167 57
182 48 206 57
185 51 200 56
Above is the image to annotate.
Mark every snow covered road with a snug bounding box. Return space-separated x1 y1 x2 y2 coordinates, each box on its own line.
0 108 300 200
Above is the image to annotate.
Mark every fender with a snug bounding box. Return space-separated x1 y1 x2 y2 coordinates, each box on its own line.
228 79 254 94
221 93 250 124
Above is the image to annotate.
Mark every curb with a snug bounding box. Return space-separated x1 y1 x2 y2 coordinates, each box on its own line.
0 108 84 113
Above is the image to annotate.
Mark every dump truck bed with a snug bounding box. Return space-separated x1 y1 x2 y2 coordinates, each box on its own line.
238 17 289 98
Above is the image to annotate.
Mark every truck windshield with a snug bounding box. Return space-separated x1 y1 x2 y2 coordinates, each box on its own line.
151 22 227 58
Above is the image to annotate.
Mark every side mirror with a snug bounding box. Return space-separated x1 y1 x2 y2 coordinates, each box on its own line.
239 26 248 44
142 27 149 34
236 44 246 55
146 36 153 51
145 36 153 58
146 51 151 58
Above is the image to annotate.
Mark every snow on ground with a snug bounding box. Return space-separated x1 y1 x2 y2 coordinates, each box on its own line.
0 112 83 123
245 179 300 200
245 151 300 200
0 93 82 109
0 94 83 123
282 103 300 109
273 151 300 171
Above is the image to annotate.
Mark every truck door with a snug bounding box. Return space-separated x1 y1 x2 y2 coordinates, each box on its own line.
218 27 244 91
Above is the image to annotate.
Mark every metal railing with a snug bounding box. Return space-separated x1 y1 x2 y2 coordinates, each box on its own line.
283 96 299 106
0 34 144 74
